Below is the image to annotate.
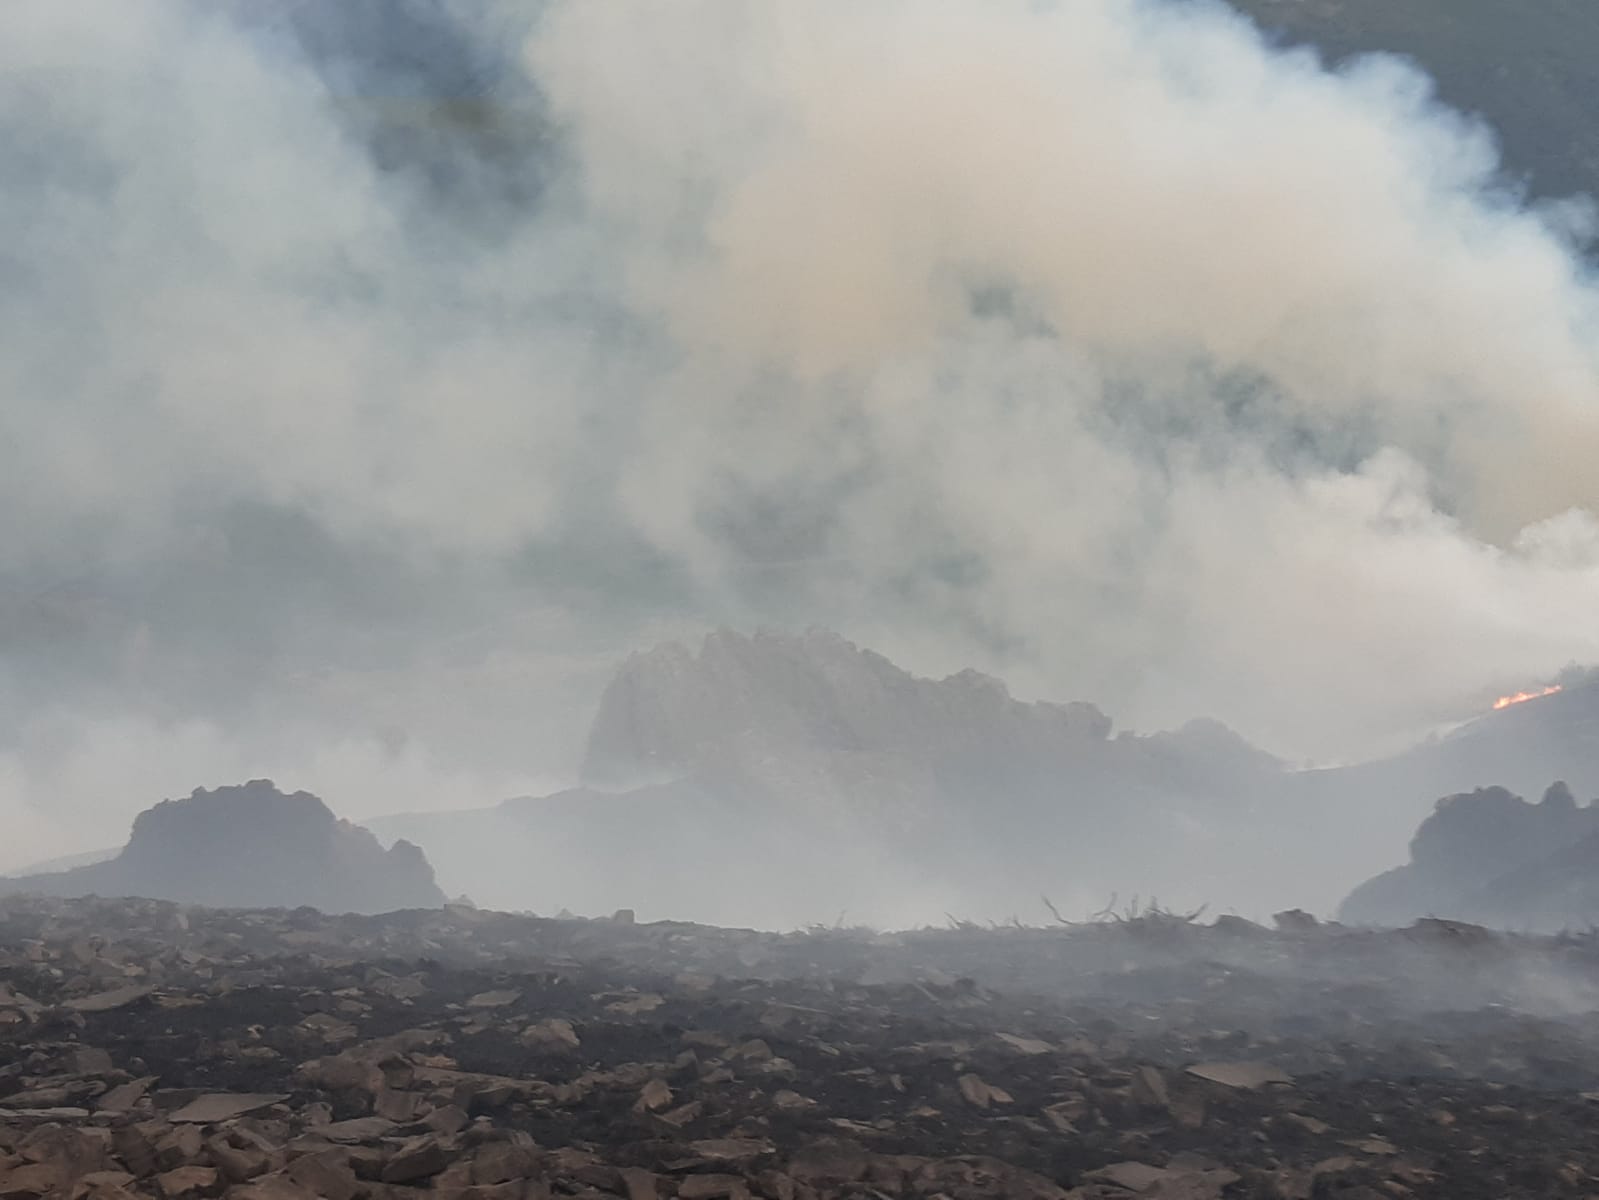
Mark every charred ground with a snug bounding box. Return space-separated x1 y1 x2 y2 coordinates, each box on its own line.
7 898 1599 1198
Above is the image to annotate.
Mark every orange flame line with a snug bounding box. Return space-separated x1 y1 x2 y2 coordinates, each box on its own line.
1492 684 1563 711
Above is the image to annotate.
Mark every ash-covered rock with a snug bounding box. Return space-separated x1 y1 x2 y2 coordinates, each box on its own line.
2 781 445 915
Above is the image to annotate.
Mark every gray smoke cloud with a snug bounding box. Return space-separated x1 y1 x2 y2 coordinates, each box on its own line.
3 0 1599 870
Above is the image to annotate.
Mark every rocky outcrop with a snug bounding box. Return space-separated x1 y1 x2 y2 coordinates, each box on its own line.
583 628 1115 790
4 780 445 914
378 629 1291 927
1339 782 1599 930
371 629 1599 927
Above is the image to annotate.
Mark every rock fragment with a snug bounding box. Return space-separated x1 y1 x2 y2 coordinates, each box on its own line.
379 1136 452 1184
64 986 153 1014
1185 1062 1293 1090
168 1094 287 1124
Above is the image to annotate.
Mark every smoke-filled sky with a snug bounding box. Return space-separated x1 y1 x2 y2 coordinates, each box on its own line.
4 0 1599 871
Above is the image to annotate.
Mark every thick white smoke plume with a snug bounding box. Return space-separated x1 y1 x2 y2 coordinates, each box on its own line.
3 0 1599 864
528 1 1599 746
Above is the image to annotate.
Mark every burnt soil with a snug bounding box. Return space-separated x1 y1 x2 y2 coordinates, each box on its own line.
6 897 1599 1199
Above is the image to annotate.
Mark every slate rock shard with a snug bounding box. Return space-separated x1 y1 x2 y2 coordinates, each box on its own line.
1 780 445 915
167 1094 287 1124
63 986 153 1014
1185 1061 1294 1090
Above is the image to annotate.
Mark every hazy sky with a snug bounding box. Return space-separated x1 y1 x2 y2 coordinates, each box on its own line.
4 0 1599 869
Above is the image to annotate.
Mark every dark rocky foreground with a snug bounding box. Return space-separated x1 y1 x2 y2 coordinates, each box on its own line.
6 900 1599 1199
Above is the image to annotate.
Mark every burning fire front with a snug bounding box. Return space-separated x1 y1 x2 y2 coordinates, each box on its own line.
1493 685 1564 711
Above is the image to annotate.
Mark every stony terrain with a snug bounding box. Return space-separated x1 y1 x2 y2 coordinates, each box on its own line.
6 898 1599 1199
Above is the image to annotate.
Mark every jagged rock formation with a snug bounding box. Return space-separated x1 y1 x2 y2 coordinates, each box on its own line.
1339 782 1599 931
580 629 1129 841
3 780 444 914
584 628 1115 789
378 629 1290 927
373 628 1599 928
1264 674 1599 924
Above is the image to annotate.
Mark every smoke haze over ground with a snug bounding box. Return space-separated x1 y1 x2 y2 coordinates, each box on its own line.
4 0 1599 892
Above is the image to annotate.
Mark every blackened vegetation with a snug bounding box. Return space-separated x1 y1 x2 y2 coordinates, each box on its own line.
6 900 1599 1197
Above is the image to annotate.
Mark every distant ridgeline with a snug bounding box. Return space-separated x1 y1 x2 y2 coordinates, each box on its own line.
373 630 1599 928
376 628 1304 927
11 631 1599 930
